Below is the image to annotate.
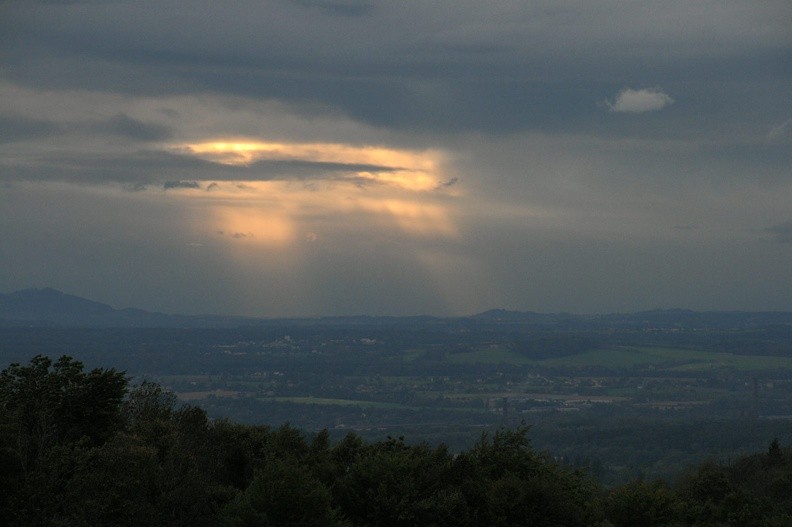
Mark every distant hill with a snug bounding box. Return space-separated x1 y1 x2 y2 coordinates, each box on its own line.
2 288 792 329
0 288 171 327
471 307 792 330
0 288 258 328
471 309 576 324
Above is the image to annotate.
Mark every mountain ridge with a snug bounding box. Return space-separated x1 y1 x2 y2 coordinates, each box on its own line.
2 288 792 329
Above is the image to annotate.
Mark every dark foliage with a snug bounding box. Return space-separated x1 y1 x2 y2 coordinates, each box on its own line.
2 355 792 526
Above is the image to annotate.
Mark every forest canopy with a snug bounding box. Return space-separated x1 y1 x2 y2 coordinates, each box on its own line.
1 355 791 526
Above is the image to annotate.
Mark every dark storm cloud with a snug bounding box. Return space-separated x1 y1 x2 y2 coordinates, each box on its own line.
436 177 458 189
0 150 212 186
85 113 173 141
258 158 403 182
0 115 62 143
2 1 789 134
0 112 170 144
163 180 200 190
0 148 407 186
216 230 254 240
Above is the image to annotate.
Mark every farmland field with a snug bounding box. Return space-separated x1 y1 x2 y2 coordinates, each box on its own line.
543 346 792 372
447 345 792 372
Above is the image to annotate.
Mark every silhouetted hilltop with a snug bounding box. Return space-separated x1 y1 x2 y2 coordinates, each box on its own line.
471 307 792 330
0 288 170 327
3 288 792 329
0 288 258 328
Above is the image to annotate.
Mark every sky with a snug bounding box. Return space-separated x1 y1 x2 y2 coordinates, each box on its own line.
1 0 791 317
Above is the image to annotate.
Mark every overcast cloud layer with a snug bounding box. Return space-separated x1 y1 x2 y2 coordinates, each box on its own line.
1 1 791 316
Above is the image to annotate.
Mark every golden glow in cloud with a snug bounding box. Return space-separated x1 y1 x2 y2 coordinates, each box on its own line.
174 139 446 191
349 198 456 237
165 139 460 252
172 180 458 247
212 204 295 247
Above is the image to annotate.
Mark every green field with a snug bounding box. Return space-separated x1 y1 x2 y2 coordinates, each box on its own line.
445 347 536 365
446 345 792 372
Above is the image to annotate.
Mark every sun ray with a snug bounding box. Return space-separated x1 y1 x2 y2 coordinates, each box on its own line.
163 139 460 254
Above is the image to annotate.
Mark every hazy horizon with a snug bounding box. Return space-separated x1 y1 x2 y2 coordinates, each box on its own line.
1 1 790 317
6 286 792 321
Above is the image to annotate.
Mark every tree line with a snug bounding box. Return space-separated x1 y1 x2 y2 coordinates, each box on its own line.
1 355 791 526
